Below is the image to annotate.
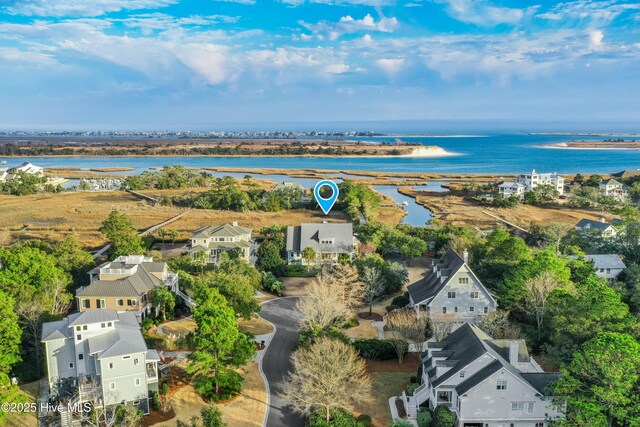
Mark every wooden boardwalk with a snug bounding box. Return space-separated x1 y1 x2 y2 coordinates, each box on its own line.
481 210 530 234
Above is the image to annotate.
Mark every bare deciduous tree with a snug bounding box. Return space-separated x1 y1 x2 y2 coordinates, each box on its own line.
385 308 430 356
360 266 385 316
323 264 364 309
297 280 350 330
520 271 568 340
477 310 523 339
429 313 462 341
282 337 371 422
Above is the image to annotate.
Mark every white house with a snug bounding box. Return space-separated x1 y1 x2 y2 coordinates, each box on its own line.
76 255 179 322
408 249 497 322
569 254 626 279
402 324 564 426
286 222 359 265
500 170 564 199
498 182 526 199
188 222 254 264
599 178 629 201
575 218 619 238
42 310 160 424
272 181 306 192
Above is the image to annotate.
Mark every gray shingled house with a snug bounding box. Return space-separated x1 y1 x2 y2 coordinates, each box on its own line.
408 249 497 322
42 310 160 423
188 222 254 264
286 222 359 265
401 324 563 426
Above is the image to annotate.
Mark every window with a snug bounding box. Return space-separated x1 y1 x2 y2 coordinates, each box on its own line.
470 291 479 298
76 326 81 332
527 402 534 414
82 299 90 309
82 325 88 331
107 322 112 327
128 299 137 306
109 362 114 370
511 401 524 411
109 382 116 391
135 378 141 386
460 371 466 378
76 334 82 340
484 307 489 313
447 292 456 298
79 354 84 360
69 362 74 369
535 423 545 427
116 299 124 306
469 306 475 312
454 307 458 312
459 277 469 284
134 358 139 365
606 268 611 274
497 380 507 390
442 307 447 314
101 323 106 328
123 355 131 360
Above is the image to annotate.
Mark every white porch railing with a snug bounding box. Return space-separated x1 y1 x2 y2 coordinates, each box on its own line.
175 289 197 308
402 390 418 419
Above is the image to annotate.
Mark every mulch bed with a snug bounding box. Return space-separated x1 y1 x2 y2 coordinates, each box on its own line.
366 353 421 373
395 398 407 418
143 408 176 426
357 312 383 321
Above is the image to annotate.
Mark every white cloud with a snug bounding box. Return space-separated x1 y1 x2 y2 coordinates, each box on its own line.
324 63 351 74
588 29 604 50
280 0 394 7
537 1 640 24
433 0 537 26
299 14 399 40
0 47 58 68
375 58 405 74
4 0 176 17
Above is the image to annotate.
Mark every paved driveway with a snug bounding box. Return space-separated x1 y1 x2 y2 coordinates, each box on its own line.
259 297 305 427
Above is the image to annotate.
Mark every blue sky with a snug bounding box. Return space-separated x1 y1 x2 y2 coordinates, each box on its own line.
0 0 639 129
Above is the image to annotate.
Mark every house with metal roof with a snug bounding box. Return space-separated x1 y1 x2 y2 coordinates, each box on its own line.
285 222 359 265
408 249 497 322
188 221 254 264
401 324 563 426
76 255 178 321
42 310 160 424
271 181 306 192
569 254 626 279
575 218 619 238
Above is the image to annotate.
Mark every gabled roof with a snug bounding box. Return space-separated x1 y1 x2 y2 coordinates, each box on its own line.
423 324 557 397
87 324 148 359
192 223 252 239
576 218 615 231
79 259 167 298
571 254 626 270
613 169 640 178
286 222 356 253
600 178 622 186
408 249 492 306
520 372 560 394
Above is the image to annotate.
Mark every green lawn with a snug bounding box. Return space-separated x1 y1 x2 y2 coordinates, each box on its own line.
353 371 413 427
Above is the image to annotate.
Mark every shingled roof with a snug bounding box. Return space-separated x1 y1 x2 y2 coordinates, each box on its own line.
407 249 465 305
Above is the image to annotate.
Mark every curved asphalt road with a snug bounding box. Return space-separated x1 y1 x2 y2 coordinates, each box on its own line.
259 297 306 427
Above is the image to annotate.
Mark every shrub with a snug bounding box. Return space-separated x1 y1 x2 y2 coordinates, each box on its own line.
390 420 414 427
409 376 417 384
261 271 285 295
152 391 161 410
141 317 154 332
432 405 454 427
417 410 432 427
391 292 410 308
356 414 373 427
310 408 365 427
352 338 397 360
386 304 399 312
160 382 169 396
407 383 420 396
343 317 359 328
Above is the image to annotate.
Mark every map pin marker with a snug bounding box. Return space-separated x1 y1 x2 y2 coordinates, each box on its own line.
314 180 339 215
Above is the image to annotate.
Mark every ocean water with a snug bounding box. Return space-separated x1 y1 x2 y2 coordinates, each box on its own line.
1 133 638 174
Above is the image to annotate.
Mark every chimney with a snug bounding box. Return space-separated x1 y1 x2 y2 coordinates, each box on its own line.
232 221 238 227
509 340 519 367
463 249 469 264
600 217 606 223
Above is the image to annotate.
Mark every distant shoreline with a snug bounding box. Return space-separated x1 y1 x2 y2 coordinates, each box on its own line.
540 140 640 151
